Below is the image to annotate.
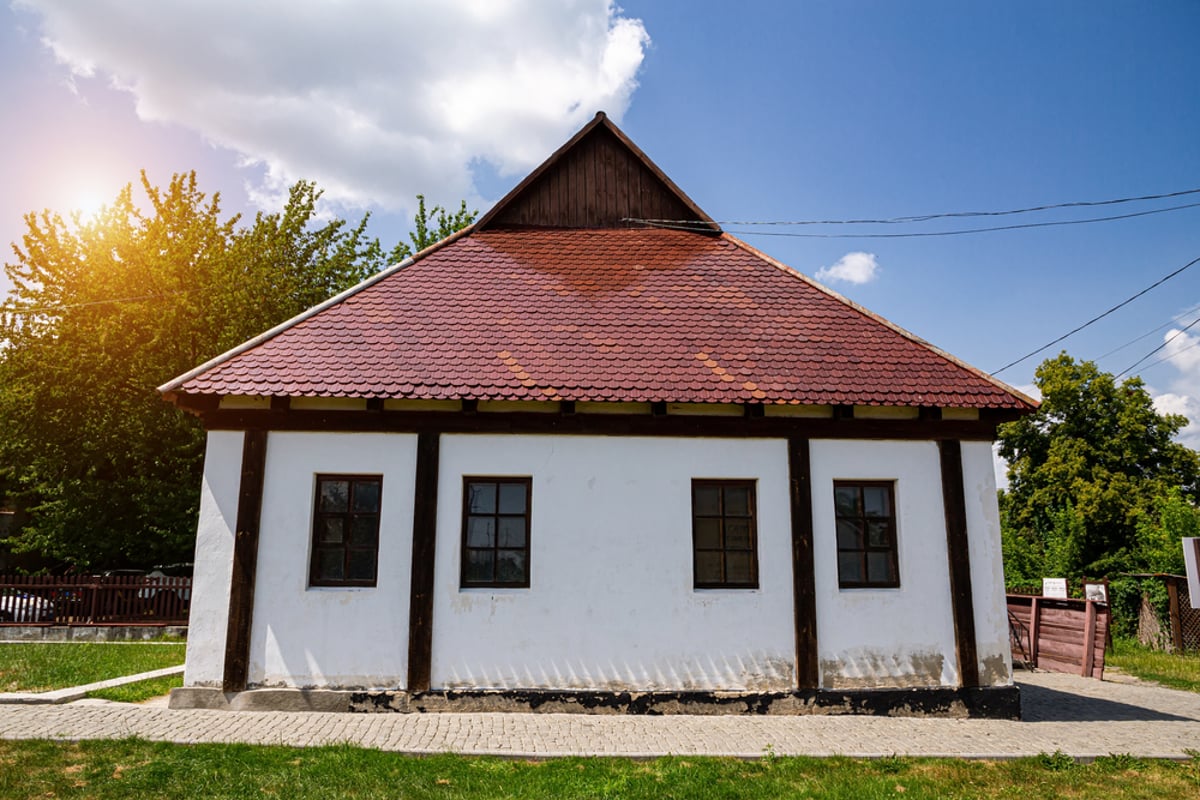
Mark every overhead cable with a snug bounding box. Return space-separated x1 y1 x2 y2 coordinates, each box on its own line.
1116 314 1200 379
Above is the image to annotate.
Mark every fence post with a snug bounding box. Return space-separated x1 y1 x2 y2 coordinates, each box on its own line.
1029 597 1040 668
1167 577 1184 653
1081 600 1097 677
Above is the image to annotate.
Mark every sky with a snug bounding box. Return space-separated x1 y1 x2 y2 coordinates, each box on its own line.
2 1 1200 468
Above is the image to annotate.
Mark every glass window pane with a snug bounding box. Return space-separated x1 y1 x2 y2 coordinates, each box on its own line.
465 549 494 583
497 516 526 547
498 482 527 514
467 482 497 514
838 552 864 584
695 551 723 584
725 519 752 550
863 486 890 518
496 550 527 583
466 516 495 548
317 549 344 581
694 517 721 549
693 485 721 516
319 480 349 513
348 549 375 581
351 516 379 546
836 520 862 550
868 552 897 584
724 485 751 517
834 486 860 517
867 520 890 548
352 480 381 513
726 552 754 584
319 517 345 544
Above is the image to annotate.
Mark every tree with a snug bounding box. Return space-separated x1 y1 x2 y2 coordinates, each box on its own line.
997 353 1200 580
386 195 477 263
0 175 475 569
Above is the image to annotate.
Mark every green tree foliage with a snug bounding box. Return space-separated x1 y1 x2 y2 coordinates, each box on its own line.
0 174 475 569
386 195 477 263
998 353 1200 582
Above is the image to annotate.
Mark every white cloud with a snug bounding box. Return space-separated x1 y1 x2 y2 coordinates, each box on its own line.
1147 326 1200 451
815 251 879 285
16 0 650 215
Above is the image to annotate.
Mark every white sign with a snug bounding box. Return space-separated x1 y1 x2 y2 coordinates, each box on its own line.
1185 538 1200 610
1084 582 1107 603
1042 578 1068 599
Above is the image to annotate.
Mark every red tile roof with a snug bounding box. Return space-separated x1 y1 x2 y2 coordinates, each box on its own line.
163 227 1034 410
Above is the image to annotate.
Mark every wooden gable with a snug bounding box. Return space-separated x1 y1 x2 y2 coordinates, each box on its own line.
476 112 720 232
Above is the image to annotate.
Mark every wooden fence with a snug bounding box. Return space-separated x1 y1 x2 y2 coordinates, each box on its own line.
0 574 191 626
1007 594 1108 679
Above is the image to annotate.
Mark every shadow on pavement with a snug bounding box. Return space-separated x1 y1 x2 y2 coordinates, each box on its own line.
1019 682 1196 722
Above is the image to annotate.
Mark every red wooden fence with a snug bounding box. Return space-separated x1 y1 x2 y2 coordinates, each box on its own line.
1007 594 1108 679
0 574 191 626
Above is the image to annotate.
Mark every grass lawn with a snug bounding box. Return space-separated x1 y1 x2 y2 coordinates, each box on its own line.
0 642 185 693
1108 638 1200 693
0 741 1195 799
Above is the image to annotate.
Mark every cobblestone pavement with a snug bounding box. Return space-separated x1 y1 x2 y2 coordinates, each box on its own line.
0 672 1197 759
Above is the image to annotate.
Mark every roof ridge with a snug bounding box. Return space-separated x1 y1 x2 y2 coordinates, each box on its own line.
719 232 1039 409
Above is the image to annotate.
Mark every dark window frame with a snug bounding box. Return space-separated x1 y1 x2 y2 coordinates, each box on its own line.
691 479 760 590
833 480 900 589
308 474 383 588
460 476 533 589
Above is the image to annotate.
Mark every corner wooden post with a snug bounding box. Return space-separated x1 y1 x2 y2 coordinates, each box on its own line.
223 428 268 692
787 436 819 689
939 439 980 687
1081 600 1097 677
1028 597 1041 668
407 432 441 693
1167 577 1184 652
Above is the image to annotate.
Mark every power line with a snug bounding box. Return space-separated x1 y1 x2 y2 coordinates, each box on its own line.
1132 336 1200 375
991 254 1200 376
1116 314 1200 378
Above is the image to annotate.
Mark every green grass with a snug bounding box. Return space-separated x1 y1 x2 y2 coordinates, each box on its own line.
1108 638 1200 692
0 642 185 693
85 673 183 703
0 741 1195 799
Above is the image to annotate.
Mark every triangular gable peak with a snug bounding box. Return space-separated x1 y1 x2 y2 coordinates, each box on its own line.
476 112 720 232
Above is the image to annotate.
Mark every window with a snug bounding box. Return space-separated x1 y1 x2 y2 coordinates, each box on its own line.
461 477 531 587
834 481 899 588
309 475 382 587
691 480 758 589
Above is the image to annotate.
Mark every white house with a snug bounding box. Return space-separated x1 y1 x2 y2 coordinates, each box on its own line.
160 113 1036 716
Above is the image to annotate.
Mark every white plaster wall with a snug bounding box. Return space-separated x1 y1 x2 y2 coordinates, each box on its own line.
809 440 959 689
183 431 243 687
248 432 418 688
430 435 796 692
961 441 1014 686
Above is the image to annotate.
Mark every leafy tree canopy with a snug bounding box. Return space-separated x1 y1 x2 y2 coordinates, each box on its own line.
998 352 1200 580
0 174 475 569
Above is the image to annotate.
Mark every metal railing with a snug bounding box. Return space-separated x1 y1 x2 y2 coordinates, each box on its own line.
0 574 191 626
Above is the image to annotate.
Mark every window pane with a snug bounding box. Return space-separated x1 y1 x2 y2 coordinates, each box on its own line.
319 480 349 513
348 549 375 581
498 482 527 514
834 486 860 516
496 550 527 583
694 517 721 549
838 552 864 584
466 516 495 548
352 480 381 513
467 482 497 514
693 485 721 516
319 517 345 544
465 549 494 583
351 515 379 546
867 520 890 548
863 486 890 518
725 519 752 550
836 520 861 550
695 551 723 584
317 549 344 581
867 552 897 584
726 552 754 584
724 485 751 517
497 516 526 547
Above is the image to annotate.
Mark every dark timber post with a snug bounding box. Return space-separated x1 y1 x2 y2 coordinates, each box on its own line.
788 436 819 689
938 439 980 687
223 428 268 692
407 432 441 693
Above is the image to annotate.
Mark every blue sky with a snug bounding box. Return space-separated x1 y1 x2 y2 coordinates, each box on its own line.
3 1 1199 450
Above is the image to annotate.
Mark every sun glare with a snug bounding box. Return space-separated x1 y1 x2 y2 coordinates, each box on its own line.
69 186 109 221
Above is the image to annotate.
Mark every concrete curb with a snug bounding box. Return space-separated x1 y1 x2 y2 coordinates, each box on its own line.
0 665 184 705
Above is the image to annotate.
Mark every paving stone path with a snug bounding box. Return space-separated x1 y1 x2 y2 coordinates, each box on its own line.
0 672 1197 759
